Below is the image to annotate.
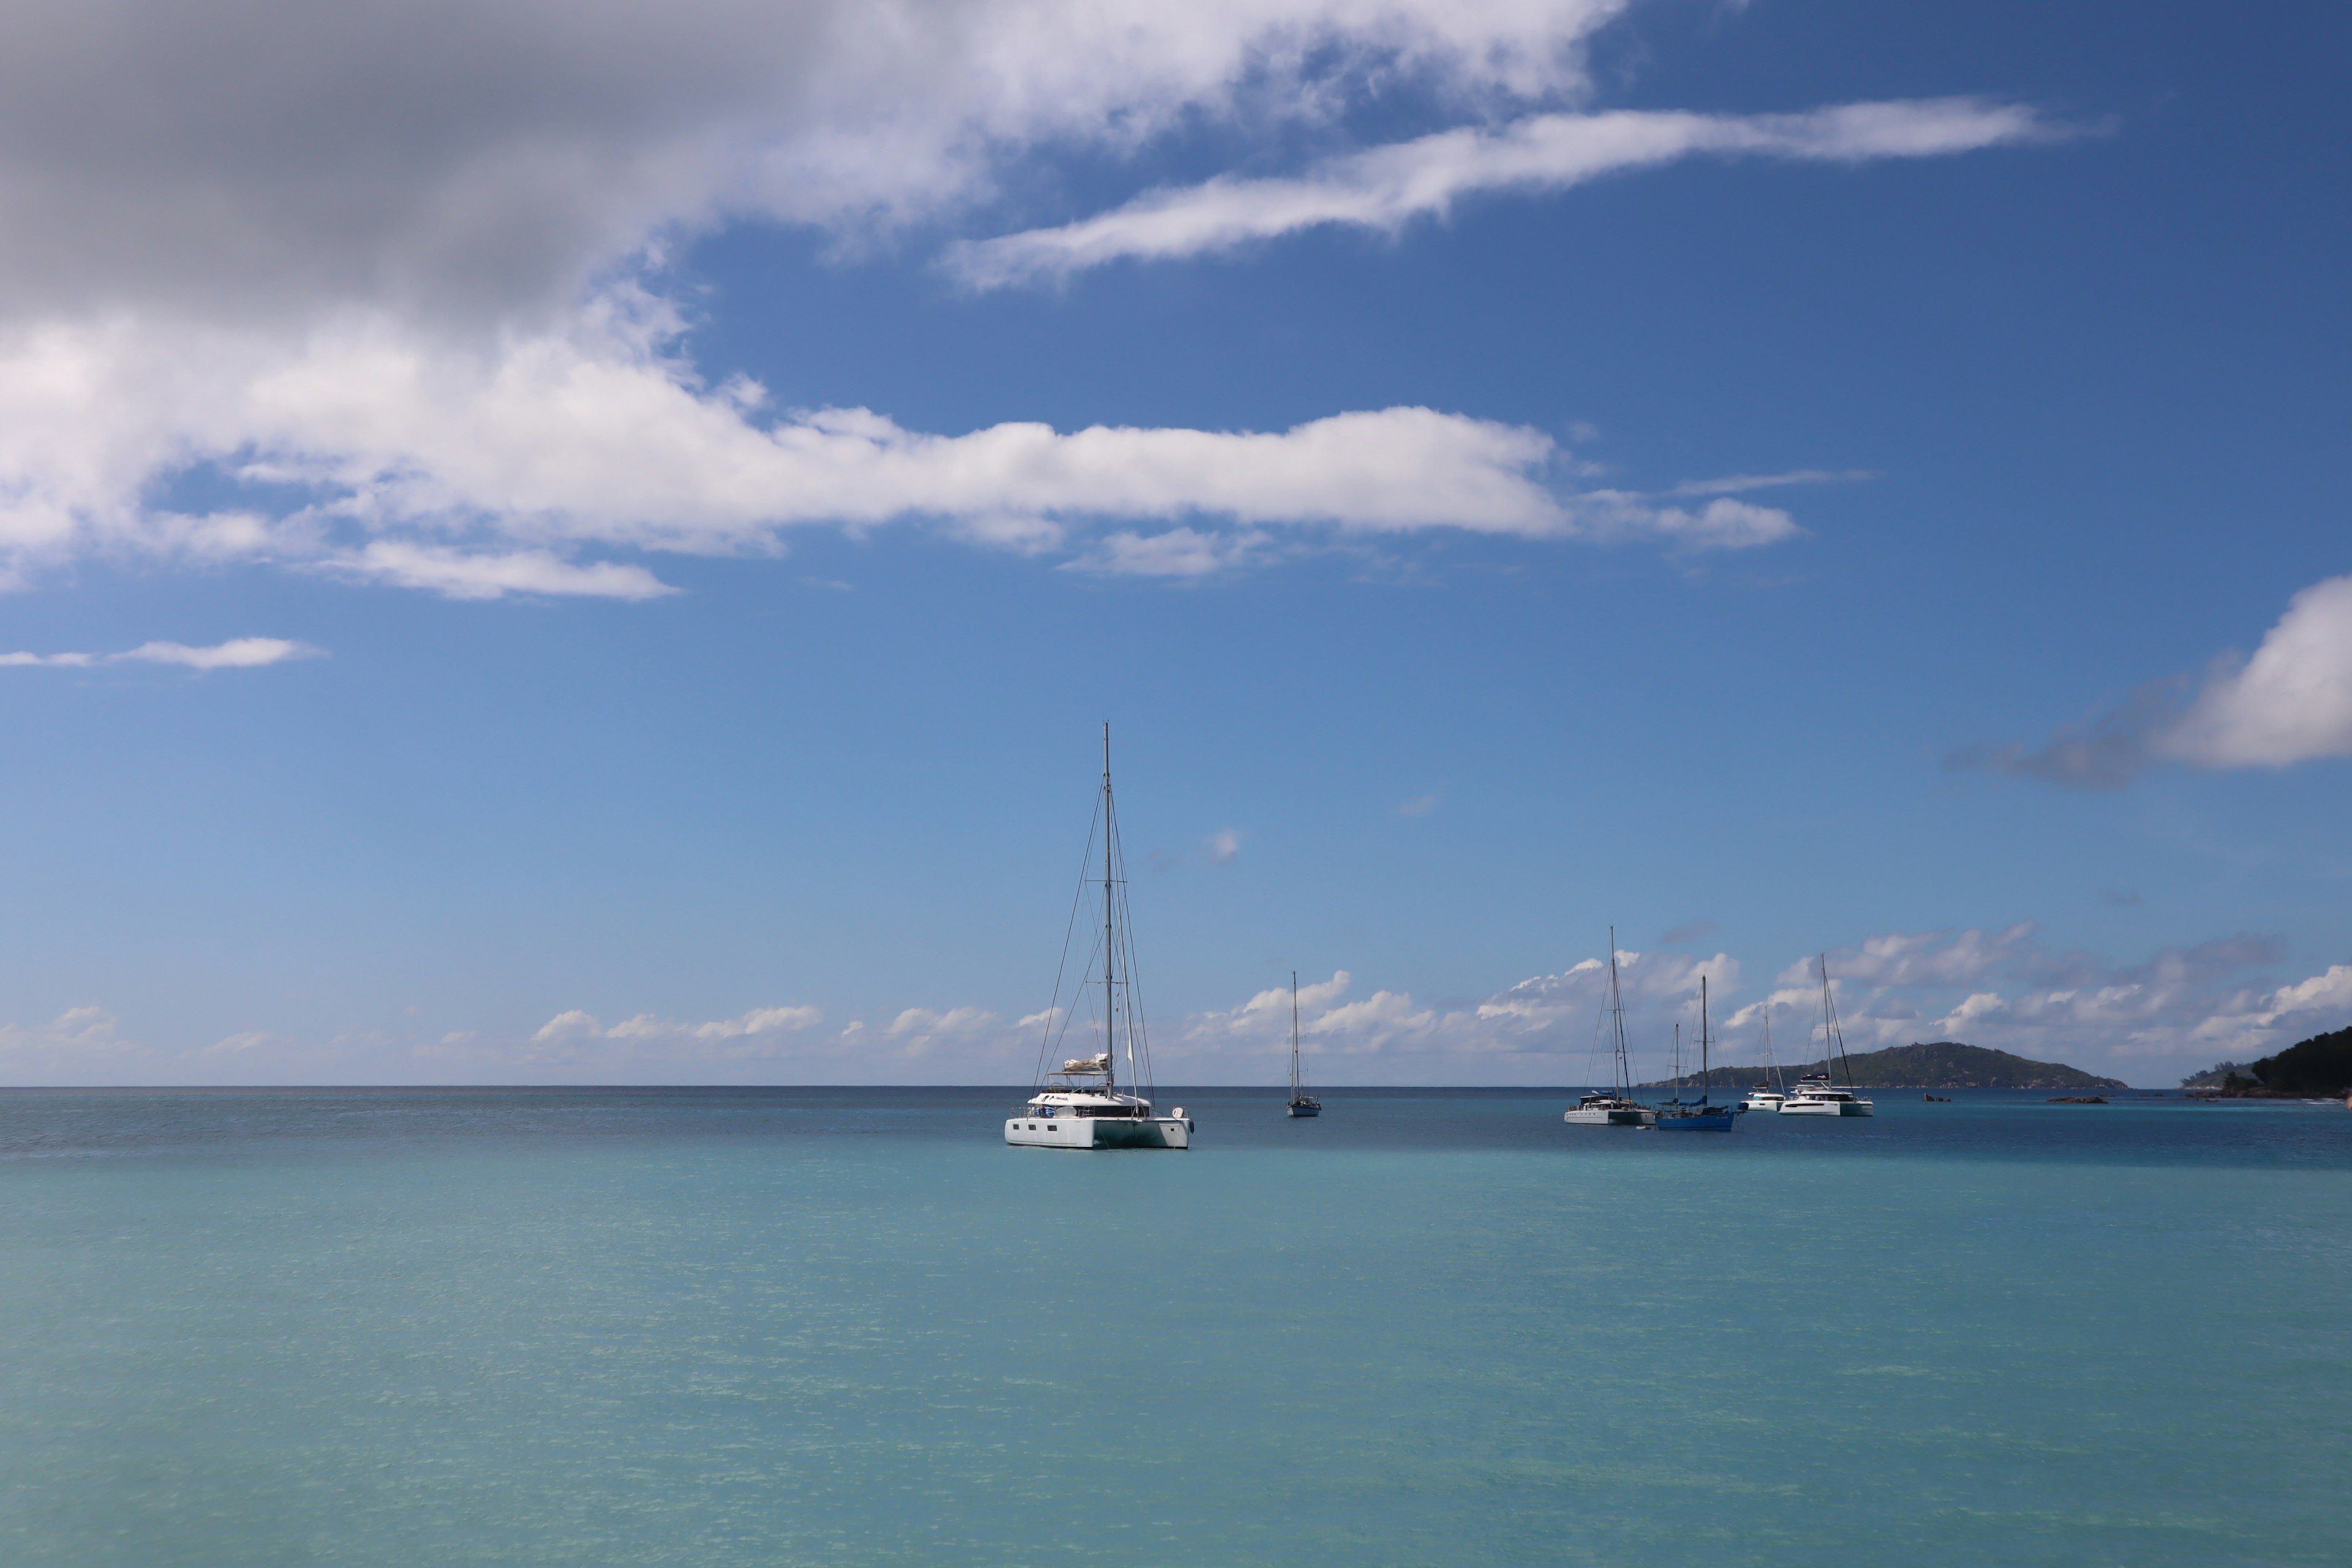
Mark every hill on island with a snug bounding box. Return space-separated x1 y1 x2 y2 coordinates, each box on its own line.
1640 1041 2127 1091
2185 1025 2352 1096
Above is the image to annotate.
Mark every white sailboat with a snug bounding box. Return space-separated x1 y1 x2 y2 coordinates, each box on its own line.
1006 726 1192 1150
1743 1006 1787 1112
1566 929 1657 1128
1779 954 1875 1118
1285 971 1321 1117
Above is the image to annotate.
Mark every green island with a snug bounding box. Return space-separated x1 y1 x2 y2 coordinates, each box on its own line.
2182 1024 2352 1097
1640 1041 2126 1090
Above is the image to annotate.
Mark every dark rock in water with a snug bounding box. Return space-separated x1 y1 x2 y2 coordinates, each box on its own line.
2048 1095 2108 1104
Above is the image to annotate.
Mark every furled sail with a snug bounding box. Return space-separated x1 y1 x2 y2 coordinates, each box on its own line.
1061 1053 1111 1074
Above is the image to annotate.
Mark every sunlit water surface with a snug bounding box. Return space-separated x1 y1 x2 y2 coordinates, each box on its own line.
2 1087 2346 1566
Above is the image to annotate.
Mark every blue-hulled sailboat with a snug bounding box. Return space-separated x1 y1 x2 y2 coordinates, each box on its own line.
1656 976 1736 1132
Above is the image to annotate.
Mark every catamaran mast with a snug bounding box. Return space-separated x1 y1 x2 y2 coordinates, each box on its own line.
1818 953 1851 1088
1700 976 1710 1107
1103 723 1118 1092
1607 925 1630 1095
1291 971 1302 1099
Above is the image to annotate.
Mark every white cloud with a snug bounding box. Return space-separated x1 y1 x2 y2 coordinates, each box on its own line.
1204 829 1244 865
0 1005 156 1084
326 543 680 602
1397 791 1442 816
1665 469 1874 497
2159 575 2352 768
0 1 2032 596
949 99 2056 287
1065 527 1273 578
528 1004 824 1062
0 637 322 669
1957 575 2352 785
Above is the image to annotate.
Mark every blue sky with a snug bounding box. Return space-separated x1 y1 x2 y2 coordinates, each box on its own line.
0 0 2345 1087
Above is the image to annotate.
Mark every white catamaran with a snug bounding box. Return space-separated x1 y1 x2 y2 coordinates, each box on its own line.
1006 726 1192 1151
1566 929 1657 1128
1780 953 1875 1118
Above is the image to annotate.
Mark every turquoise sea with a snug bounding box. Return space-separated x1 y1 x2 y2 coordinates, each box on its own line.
2 1087 2346 1566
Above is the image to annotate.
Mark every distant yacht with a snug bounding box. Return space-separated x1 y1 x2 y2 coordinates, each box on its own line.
1743 1006 1788 1112
1779 954 1875 1118
1656 976 1736 1131
1285 971 1321 1118
1566 929 1657 1128
1006 726 1192 1151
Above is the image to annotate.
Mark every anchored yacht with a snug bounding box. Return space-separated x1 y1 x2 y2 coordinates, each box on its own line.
1656 976 1736 1131
1285 971 1321 1118
1566 929 1657 1128
1778 954 1875 1118
1006 726 1192 1152
1744 1006 1789 1112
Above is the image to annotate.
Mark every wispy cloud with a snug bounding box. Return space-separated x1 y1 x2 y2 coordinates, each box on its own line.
0 637 323 670
529 1004 824 1062
1953 575 2352 785
949 99 2059 288
1204 828 1243 865
325 543 679 601
1396 791 1441 817
1665 469 1875 497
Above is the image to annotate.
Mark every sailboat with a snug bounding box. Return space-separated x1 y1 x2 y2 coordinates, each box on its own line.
1285 971 1322 1117
1779 954 1875 1117
1565 928 1657 1127
1743 1007 1788 1112
1005 726 1193 1150
1656 976 1736 1131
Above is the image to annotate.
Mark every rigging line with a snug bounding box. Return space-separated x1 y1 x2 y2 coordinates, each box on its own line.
1031 790 1106 1086
1109 809 1156 1099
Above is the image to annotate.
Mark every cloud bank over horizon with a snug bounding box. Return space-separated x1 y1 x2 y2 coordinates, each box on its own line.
9 922 2343 1089
0 0 2047 596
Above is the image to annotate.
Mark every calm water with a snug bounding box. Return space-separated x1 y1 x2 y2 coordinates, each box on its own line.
2 1087 2346 1566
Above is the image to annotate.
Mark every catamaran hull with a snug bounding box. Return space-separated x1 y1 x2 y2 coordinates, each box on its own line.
1563 1107 1656 1126
1005 1116 1192 1149
1656 1110 1738 1131
1779 1099 1874 1117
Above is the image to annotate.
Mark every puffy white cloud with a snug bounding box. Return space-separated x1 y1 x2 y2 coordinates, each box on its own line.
3 317 1705 589
1204 829 1244 865
949 99 2054 287
2159 575 2352 768
0 0 1626 323
0 0 2035 595
0 637 320 669
1957 575 2352 785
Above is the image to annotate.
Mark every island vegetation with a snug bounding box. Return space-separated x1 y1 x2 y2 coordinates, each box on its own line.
2182 1025 2352 1098
1641 1041 2125 1091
